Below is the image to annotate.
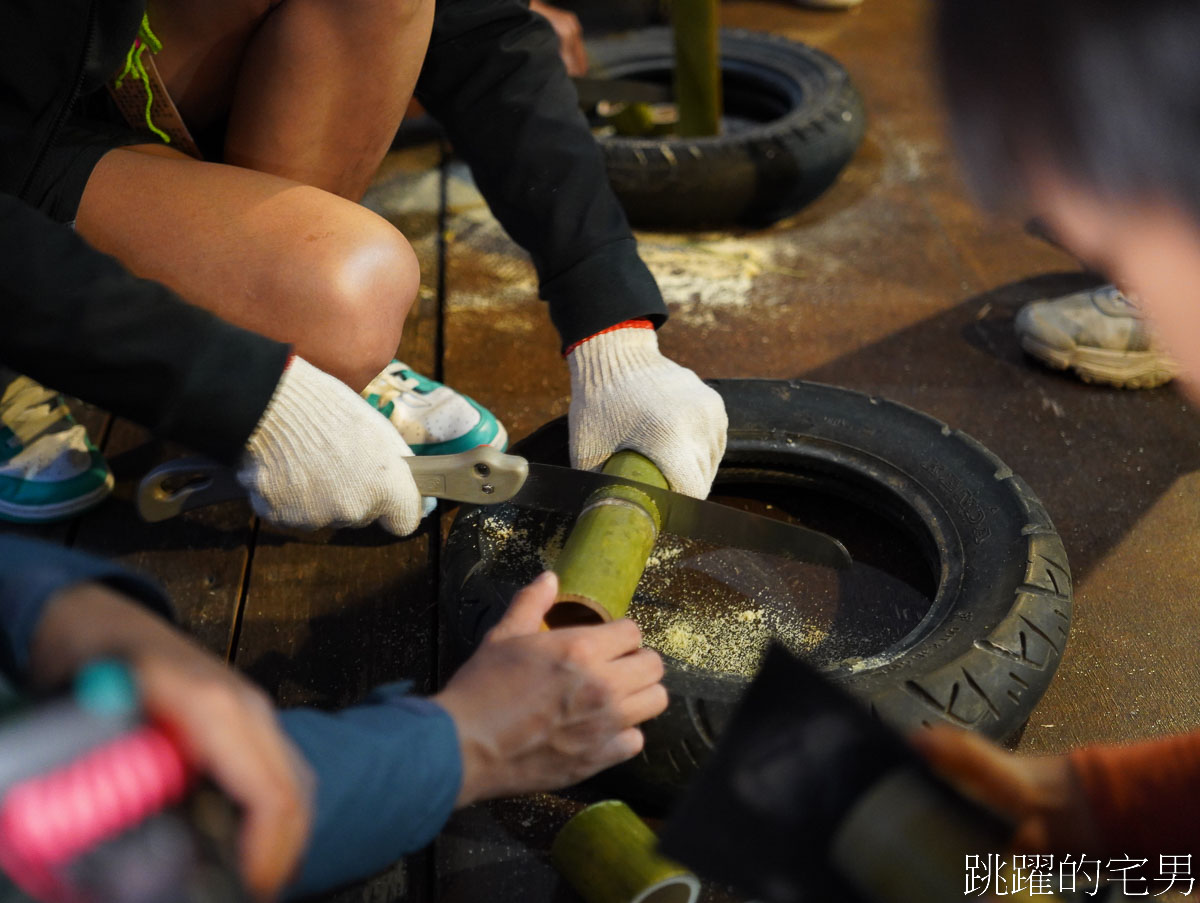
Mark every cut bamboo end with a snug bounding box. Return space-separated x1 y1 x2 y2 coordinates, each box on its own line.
547 452 668 627
544 595 608 628
551 800 700 903
629 876 700 903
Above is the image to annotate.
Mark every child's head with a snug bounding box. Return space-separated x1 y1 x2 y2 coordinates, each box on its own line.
935 0 1200 387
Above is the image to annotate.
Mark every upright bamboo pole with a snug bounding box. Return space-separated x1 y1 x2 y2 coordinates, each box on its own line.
671 0 722 137
545 451 668 628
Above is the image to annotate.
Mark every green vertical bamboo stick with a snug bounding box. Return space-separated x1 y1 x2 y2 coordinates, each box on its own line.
551 800 700 903
672 0 722 137
545 451 668 628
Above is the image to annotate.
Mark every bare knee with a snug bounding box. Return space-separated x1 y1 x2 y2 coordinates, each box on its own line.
293 210 419 390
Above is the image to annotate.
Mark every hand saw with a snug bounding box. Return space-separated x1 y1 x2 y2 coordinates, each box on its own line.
136 447 851 569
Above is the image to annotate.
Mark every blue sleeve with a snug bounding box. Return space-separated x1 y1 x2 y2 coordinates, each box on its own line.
280 682 463 898
0 536 173 681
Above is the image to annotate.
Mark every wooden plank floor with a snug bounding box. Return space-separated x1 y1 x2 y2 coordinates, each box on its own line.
7 0 1200 899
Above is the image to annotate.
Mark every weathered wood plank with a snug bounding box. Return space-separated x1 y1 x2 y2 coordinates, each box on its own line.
234 144 447 903
70 418 253 659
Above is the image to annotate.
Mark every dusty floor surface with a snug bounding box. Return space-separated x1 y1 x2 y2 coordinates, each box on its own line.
8 0 1200 900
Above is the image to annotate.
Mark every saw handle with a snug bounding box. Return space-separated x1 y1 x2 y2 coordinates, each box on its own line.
136 447 529 522
136 458 245 523
406 446 528 503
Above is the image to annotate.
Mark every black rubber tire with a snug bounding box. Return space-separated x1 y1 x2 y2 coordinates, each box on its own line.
589 28 866 229
440 380 1072 808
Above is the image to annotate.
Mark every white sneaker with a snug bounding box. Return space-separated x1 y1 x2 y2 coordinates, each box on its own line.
1015 285 1178 389
362 361 508 455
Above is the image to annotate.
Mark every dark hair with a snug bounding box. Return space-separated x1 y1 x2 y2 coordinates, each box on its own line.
934 0 1200 220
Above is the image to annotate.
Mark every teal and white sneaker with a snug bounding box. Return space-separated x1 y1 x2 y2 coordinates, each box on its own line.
363 361 508 455
0 371 113 523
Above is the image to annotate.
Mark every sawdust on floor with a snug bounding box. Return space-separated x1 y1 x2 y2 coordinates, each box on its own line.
477 508 843 678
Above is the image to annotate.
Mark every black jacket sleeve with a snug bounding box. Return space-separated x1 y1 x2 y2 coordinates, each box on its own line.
415 0 668 349
0 536 172 682
0 194 288 464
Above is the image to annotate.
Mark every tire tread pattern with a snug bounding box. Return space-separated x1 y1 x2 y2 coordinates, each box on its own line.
441 381 1073 809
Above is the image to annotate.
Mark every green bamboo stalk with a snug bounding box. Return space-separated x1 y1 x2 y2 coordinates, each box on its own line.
545 451 668 628
672 0 722 137
610 102 659 137
551 800 700 903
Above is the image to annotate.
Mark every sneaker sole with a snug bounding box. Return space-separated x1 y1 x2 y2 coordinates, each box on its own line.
0 473 115 523
1020 335 1178 389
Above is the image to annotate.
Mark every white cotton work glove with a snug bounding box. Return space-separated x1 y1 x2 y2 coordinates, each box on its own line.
567 324 728 498
237 356 430 535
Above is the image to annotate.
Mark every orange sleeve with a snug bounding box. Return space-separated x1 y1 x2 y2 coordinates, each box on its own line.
1069 732 1200 858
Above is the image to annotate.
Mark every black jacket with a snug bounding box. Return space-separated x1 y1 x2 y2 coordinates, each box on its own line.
0 194 290 464
0 0 285 463
416 0 668 346
0 0 145 202
1 0 667 341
